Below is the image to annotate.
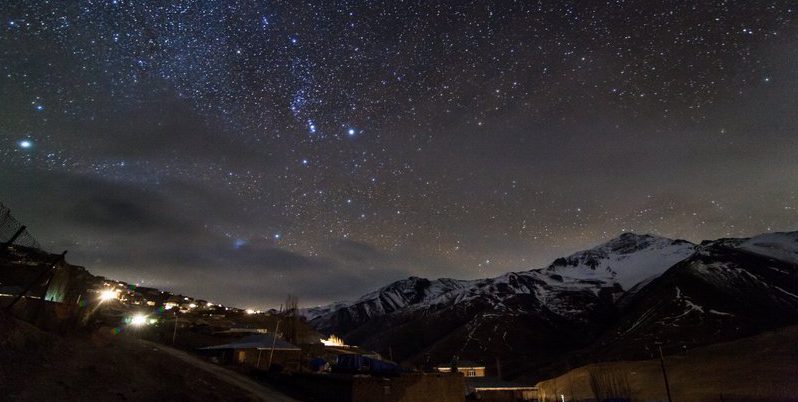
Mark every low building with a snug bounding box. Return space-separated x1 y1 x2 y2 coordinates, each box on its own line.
435 360 486 378
466 377 538 402
200 334 302 371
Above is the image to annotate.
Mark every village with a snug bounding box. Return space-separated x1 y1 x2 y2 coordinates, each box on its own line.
0 207 539 402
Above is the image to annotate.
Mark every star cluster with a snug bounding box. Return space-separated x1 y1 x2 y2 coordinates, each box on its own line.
1 1 797 306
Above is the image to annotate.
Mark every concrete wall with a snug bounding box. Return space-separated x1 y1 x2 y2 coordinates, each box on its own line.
536 326 798 402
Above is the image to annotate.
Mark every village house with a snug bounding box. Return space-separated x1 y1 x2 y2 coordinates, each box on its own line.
465 377 538 402
200 334 302 371
434 360 487 378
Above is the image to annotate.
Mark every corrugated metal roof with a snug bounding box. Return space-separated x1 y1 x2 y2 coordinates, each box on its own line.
200 334 301 351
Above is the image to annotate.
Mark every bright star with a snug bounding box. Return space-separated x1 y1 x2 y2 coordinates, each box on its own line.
18 140 32 149
347 128 356 136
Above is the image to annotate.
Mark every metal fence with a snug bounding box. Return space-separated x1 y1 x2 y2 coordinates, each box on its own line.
0 202 41 249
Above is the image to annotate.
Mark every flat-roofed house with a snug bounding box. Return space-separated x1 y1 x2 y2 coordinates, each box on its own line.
434 360 486 377
200 334 302 371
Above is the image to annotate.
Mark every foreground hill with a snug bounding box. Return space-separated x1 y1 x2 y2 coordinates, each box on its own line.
304 232 798 379
0 311 296 401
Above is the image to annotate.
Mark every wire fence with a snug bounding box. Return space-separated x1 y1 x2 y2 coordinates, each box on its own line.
0 202 41 249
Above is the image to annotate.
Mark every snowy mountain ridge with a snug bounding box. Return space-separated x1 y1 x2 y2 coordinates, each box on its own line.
302 231 798 379
304 232 696 325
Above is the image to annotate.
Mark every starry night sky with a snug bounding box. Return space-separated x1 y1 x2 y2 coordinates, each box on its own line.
2 1 797 308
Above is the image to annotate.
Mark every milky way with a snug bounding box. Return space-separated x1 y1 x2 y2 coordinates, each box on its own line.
2 1 797 307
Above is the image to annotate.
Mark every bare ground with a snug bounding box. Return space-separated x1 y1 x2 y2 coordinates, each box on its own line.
0 312 298 402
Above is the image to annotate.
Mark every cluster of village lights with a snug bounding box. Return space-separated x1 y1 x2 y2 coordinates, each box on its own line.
97 288 156 327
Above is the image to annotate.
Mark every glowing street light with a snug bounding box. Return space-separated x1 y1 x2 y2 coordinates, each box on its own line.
99 289 118 302
129 314 148 326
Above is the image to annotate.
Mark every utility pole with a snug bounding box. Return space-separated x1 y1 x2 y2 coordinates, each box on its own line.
495 356 503 380
658 344 674 402
267 304 283 370
171 311 179 345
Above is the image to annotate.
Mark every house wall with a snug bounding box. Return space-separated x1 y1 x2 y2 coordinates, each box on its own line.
44 263 70 303
235 348 301 371
458 367 485 377
437 367 486 377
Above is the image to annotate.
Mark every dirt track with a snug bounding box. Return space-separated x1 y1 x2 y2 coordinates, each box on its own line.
142 339 298 402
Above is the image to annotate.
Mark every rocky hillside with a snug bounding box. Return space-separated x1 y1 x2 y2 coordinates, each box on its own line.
587 232 798 361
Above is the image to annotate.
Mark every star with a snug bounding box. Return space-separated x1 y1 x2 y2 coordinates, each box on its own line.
0 0 794 309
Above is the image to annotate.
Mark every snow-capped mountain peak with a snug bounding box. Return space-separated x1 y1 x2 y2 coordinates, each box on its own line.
544 233 696 289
